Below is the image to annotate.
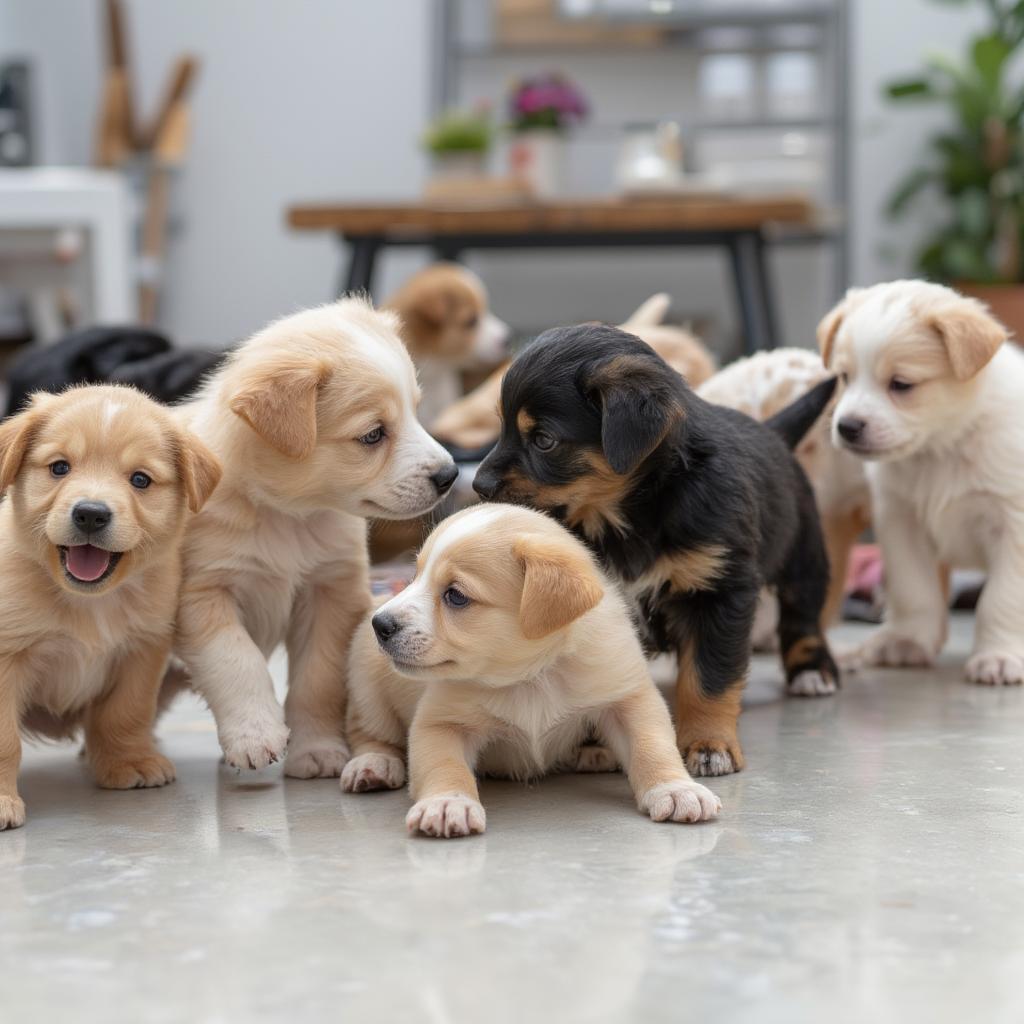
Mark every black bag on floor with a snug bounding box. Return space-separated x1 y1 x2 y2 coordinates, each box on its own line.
4 326 226 417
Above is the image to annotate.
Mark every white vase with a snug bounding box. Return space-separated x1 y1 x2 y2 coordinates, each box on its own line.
508 130 566 199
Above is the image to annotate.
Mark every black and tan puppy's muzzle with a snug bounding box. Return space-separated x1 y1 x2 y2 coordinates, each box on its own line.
59 500 123 587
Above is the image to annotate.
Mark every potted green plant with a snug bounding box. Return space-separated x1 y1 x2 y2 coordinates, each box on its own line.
886 0 1024 337
507 73 588 198
423 107 493 181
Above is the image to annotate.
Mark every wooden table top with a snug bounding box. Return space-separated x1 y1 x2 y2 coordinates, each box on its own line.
287 195 815 237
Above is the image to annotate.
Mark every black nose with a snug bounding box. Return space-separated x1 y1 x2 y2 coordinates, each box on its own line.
430 462 458 495
837 417 866 443
371 611 401 644
71 501 112 534
473 467 499 500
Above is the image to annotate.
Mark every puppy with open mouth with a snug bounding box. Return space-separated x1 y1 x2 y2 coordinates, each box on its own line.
0 385 221 830
472 324 840 778
170 298 458 777
343 504 720 837
821 280 1024 684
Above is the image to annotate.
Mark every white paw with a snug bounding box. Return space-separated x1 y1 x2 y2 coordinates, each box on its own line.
406 792 486 838
640 780 721 823
787 670 839 697
219 708 290 771
284 738 350 779
340 752 406 793
574 744 619 773
967 651 1024 686
0 795 26 830
859 629 936 669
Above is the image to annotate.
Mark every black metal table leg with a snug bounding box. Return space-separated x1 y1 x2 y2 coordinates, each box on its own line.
750 230 781 350
433 242 463 262
339 235 381 298
727 233 768 354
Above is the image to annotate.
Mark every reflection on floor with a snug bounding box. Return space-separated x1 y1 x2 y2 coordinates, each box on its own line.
2 615 1021 1023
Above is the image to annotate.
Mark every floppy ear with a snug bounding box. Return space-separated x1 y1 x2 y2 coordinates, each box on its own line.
589 354 683 475
817 287 862 368
229 361 325 459
0 392 53 495
177 430 223 513
514 533 604 641
927 297 1005 380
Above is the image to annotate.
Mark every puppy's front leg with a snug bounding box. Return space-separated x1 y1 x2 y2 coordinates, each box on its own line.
0 671 25 830
86 640 176 790
283 568 370 779
406 708 485 838
176 588 288 770
967 542 1024 686
600 681 720 824
860 488 946 667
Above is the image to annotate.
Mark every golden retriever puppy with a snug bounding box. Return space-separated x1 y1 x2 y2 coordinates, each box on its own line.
698 348 870 645
430 294 715 450
0 385 221 830
384 263 510 427
820 280 1022 684
172 298 458 777
342 504 721 838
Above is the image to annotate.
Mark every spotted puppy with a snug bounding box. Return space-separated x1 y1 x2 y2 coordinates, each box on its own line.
474 325 839 777
342 503 721 837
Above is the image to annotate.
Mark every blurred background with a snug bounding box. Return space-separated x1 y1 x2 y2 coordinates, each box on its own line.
0 0 1010 366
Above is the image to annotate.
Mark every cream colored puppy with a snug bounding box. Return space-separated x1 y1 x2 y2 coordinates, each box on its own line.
173 299 457 776
821 280 1024 684
0 385 220 829
342 504 721 838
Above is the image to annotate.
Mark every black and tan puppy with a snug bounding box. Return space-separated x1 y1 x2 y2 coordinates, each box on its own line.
473 324 839 777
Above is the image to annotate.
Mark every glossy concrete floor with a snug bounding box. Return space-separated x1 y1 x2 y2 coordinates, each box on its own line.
2 615 1022 1024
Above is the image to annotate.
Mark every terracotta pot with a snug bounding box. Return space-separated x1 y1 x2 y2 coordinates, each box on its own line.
956 282 1024 343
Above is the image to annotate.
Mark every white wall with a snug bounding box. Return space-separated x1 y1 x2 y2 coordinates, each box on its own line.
1 0 432 346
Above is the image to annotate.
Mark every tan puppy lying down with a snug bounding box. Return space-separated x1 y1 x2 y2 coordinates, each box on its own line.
0 385 221 830
343 504 721 838
171 299 457 777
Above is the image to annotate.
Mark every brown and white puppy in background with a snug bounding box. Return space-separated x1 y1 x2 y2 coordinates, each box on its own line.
822 280 1024 684
384 263 510 428
698 348 870 646
0 385 221 830
342 504 721 837
430 293 716 451
171 299 458 777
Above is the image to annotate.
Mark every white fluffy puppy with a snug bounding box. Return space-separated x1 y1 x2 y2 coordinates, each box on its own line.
343 504 721 837
820 279 1024 684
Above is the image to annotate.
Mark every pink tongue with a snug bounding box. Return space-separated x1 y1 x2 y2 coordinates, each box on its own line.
66 544 111 582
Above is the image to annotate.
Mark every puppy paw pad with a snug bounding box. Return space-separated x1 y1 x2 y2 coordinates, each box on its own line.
284 741 350 779
0 795 26 830
967 652 1024 686
406 793 485 838
94 753 176 789
340 753 405 792
574 744 619 773
641 781 721 823
787 670 838 697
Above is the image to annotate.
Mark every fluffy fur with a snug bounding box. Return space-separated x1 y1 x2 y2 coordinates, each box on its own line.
170 298 457 777
0 385 221 830
822 279 1024 685
698 348 870 645
430 293 716 451
343 503 720 837
473 325 839 777
384 263 509 428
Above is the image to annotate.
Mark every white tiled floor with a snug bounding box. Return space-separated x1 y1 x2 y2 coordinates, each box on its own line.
2 615 1022 1023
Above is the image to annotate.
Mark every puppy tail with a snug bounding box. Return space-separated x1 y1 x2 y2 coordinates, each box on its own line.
766 375 838 449
623 292 671 327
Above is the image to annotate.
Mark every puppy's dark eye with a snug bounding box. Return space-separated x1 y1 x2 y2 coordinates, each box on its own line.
443 586 470 609
533 431 556 452
50 460 70 478
889 378 914 394
130 471 151 490
359 426 385 446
